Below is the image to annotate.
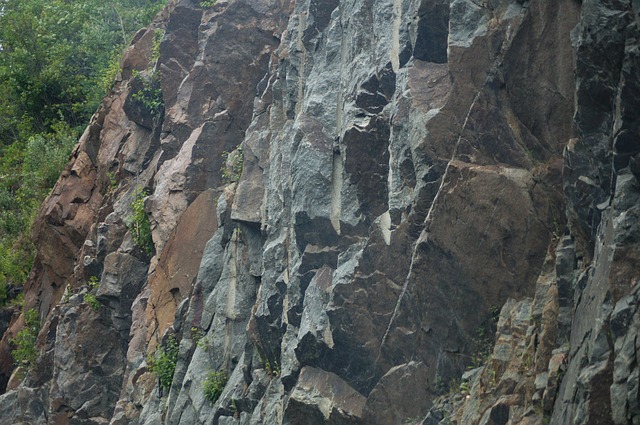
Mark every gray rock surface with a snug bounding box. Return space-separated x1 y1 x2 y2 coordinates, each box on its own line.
1 0 639 424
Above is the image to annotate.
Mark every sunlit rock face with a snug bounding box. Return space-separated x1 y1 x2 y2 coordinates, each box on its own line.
2 0 640 424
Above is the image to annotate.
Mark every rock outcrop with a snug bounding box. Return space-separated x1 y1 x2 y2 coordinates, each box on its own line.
0 0 639 424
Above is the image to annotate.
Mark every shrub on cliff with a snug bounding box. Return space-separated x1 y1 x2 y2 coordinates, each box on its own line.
203 370 228 404
128 189 154 256
10 308 40 369
147 336 179 394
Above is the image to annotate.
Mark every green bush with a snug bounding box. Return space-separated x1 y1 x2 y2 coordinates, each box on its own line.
151 30 164 66
100 51 123 94
0 283 7 305
128 189 154 256
203 370 228 403
83 293 101 311
220 147 243 184
82 276 101 310
131 72 164 118
148 336 179 393
10 308 40 369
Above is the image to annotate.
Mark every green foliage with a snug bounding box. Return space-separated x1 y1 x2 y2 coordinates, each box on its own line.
191 326 204 344
83 275 102 310
0 283 7 306
151 30 164 66
107 172 118 192
469 326 494 369
10 293 25 308
0 0 168 138
203 370 228 403
88 276 100 289
131 72 164 118
231 399 240 418
434 375 447 396
264 358 281 377
148 336 179 393
100 51 123 94
83 293 101 310
10 308 40 369
22 125 77 190
220 147 244 184
199 0 218 7
196 334 212 352
128 189 154 256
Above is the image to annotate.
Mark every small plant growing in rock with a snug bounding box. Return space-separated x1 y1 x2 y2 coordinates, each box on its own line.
131 71 164 119
191 326 204 344
101 51 123 94
199 0 217 7
62 288 72 303
83 276 102 310
148 335 179 394
83 293 101 310
434 375 447 396
10 308 40 369
128 189 154 256
151 30 164 67
447 378 460 395
203 370 228 403
231 399 240 418
9 293 24 308
107 171 118 192
196 334 212 352
87 276 99 289
220 147 243 184
264 359 280 377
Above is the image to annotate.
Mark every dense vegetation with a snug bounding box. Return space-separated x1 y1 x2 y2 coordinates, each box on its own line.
0 0 167 304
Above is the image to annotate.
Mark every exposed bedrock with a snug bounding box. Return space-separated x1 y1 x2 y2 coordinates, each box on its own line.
1 0 639 424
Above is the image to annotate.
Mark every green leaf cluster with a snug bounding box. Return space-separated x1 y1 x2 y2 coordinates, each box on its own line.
131 72 164 118
83 276 101 310
148 336 179 393
203 370 228 403
128 189 154 256
83 293 101 310
10 308 40 369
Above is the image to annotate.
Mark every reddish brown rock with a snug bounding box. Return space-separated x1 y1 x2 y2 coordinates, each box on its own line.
145 189 218 342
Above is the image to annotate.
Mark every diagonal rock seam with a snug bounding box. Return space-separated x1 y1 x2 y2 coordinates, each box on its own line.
377 4 530 359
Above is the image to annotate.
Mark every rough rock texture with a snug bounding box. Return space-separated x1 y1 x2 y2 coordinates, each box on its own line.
1 0 639 424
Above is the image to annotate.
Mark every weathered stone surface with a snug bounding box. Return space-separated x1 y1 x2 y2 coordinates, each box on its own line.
3 0 640 424
283 366 365 425
145 189 218 341
0 387 47 425
362 361 431 425
48 303 128 423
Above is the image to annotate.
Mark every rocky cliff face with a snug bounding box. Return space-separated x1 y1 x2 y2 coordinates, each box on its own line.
0 0 638 424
